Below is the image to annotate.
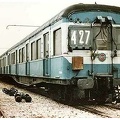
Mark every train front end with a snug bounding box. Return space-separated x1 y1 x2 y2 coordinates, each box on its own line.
65 4 120 103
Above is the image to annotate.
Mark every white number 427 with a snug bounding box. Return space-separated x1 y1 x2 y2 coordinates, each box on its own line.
71 30 90 45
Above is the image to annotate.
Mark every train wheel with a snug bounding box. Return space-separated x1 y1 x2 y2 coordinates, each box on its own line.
10 87 18 96
2 88 8 94
25 94 32 102
15 95 22 102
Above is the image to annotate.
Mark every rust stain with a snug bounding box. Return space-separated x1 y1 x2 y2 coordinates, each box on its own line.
72 57 83 70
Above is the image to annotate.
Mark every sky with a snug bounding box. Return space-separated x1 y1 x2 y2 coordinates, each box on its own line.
0 0 119 55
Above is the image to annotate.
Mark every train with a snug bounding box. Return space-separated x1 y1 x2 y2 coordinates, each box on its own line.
0 3 120 104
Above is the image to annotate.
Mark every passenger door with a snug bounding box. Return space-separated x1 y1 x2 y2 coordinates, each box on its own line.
26 43 30 75
16 50 18 75
43 32 51 76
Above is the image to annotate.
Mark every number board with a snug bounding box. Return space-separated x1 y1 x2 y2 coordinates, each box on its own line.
69 26 92 49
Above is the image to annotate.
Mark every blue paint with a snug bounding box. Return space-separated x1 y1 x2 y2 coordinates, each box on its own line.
50 57 63 78
3 56 120 80
50 57 120 79
18 63 26 75
30 60 43 77
11 64 16 75
64 11 120 24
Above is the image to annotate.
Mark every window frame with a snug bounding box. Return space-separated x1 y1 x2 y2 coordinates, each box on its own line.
43 32 49 58
11 52 15 64
31 41 36 60
36 38 41 59
53 28 62 56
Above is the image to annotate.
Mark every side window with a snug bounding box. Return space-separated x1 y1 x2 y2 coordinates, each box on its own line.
31 42 36 60
3 57 6 66
44 32 49 58
1 59 3 67
19 49 22 63
11 52 15 64
53 28 62 55
22 47 25 62
3 58 5 66
8 54 10 65
36 39 41 59
26 44 29 61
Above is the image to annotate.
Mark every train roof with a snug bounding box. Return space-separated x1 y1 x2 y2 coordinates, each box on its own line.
28 4 120 38
62 4 120 16
1 3 120 57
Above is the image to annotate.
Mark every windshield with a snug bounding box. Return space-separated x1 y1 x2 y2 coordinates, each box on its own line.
114 27 120 49
93 26 111 50
68 25 120 51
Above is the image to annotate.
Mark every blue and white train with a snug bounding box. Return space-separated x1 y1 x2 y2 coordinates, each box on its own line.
0 3 120 104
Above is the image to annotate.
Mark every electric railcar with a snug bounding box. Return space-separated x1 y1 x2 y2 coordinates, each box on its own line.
1 3 120 104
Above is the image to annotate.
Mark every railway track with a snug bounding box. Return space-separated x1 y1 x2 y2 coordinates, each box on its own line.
28 84 120 116
75 106 111 118
104 104 120 110
1 80 120 118
74 105 120 118
0 81 100 118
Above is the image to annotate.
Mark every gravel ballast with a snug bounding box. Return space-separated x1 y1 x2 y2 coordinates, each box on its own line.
0 81 100 118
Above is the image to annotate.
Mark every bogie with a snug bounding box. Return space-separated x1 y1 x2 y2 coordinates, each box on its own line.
14 92 32 103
